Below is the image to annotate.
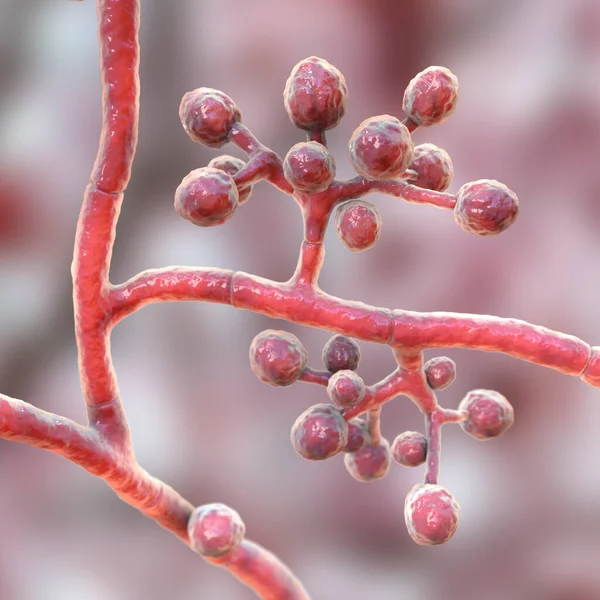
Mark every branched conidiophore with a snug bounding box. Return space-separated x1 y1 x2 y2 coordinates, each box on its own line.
2 1 600 598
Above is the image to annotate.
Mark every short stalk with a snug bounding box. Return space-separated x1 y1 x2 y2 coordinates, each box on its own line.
367 407 382 446
424 410 442 485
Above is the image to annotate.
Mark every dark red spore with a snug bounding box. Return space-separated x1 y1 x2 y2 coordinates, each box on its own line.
343 419 368 453
409 143 453 191
459 389 514 440
174 167 239 227
403 66 459 127
391 431 427 467
180 88 241 148
188 503 245 557
327 370 365 408
424 356 457 391
349 115 414 180
291 404 348 461
322 335 361 373
404 484 460 545
283 56 348 131
335 200 382 252
208 155 252 203
454 179 519 236
283 141 336 194
249 330 307 387
344 439 391 482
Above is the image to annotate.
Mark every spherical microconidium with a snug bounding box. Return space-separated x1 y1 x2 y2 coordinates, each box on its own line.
344 438 391 482
403 66 459 127
344 419 368 453
174 167 239 227
291 403 349 461
188 503 245 557
207 155 252 204
179 88 241 148
335 200 382 252
454 179 519 236
391 431 428 468
458 389 514 441
349 115 414 180
409 143 453 192
283 56 349 131
322 334 361 373
404 484 460 546
283 141 336 194
327 370 366 409
424 356 457 391
249 330 308 387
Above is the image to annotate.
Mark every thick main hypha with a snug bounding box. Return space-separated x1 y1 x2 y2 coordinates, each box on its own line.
2 2 600 599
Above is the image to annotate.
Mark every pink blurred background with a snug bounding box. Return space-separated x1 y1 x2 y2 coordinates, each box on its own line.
1 0 600 598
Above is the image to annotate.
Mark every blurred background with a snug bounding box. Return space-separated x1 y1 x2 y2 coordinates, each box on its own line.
1 0 600 598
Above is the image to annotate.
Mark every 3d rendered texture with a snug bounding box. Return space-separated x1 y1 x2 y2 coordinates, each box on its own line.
1 0 600 598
